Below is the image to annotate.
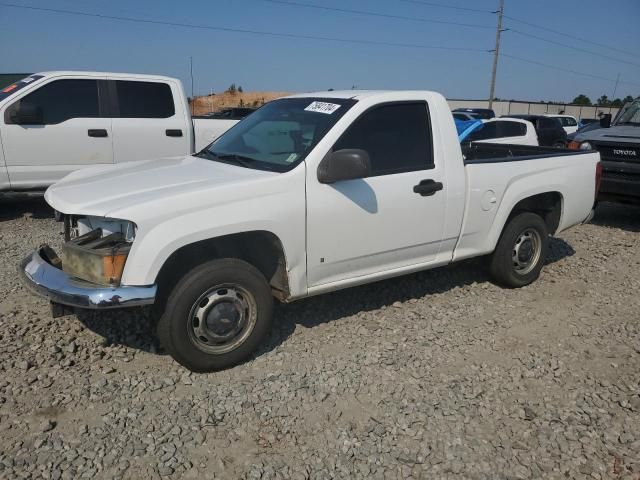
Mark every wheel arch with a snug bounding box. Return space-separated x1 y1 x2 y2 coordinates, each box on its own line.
154 230 291 303
490 190 564 252
507 191 563 235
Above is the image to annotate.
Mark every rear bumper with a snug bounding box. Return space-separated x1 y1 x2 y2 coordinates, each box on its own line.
19 246 157 309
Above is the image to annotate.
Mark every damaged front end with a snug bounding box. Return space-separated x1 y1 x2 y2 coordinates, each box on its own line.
63 215 136 286
18 214 156 311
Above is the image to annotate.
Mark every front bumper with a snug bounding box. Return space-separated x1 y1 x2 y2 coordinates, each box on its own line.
19 246 157 309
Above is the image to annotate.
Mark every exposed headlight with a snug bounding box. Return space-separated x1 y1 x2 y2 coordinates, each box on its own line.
62 216 135 286
579 141 594 150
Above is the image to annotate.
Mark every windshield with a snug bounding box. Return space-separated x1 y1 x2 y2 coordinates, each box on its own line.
0 74 43 102
614 99 640 126
197 97 357 172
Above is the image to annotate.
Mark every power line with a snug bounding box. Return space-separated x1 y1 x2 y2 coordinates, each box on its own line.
509 29 640 69
396 0 493 14
501 53 640 88
0 2 490 52
503 14 638 59
258 0 494 29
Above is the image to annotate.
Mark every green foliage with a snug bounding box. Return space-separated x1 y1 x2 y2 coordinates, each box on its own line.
571 94 591 106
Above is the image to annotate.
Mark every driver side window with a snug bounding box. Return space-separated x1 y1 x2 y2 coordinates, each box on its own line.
6 79 100 125
334 102 434 176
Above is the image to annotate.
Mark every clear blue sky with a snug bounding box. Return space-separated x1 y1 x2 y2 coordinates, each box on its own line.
1 0 639 102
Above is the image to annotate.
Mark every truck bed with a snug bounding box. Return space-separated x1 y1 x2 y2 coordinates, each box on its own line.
454 143 600 262
462 142 589 163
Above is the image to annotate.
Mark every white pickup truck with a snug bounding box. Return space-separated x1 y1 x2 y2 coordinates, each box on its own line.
0 71 237 192
20 90 601 372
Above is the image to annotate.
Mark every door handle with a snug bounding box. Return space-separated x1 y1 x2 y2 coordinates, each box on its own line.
88 129 108 137
166 129 183 137
413 179 443 196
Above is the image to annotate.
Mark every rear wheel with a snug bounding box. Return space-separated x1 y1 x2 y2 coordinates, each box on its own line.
156 258 273 372
489 212 549 288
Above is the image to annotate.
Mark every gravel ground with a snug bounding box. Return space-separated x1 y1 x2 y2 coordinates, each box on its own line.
0 198 639 480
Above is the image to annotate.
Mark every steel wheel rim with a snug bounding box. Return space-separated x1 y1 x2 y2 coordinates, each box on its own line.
512 228 542 275
187 284 257 354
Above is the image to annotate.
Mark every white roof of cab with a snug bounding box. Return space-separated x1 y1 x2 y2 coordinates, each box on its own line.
286 90 439 100
32 71 180 82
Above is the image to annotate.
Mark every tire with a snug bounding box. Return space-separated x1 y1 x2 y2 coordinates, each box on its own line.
156 258 273 372
489 212 549 288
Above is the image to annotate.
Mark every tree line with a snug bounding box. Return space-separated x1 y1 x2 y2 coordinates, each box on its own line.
571 94 638 107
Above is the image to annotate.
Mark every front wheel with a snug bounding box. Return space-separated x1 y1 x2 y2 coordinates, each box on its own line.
156 258 273 372
489 212 549 288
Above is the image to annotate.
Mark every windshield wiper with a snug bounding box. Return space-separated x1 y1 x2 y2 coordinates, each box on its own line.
195 150 279 171
215 153 260 168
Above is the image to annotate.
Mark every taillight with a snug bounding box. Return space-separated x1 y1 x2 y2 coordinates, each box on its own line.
595 162 602 202
567 140 580 150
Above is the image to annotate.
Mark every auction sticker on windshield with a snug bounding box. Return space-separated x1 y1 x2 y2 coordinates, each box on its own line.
305 101 341 114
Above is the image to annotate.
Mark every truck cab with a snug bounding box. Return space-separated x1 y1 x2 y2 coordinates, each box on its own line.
0 71 238 193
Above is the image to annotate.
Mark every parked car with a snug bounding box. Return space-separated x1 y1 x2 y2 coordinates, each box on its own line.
502 114 567 147
452 107 495 119
567 121 604 141
0 71 239 193
578 118 598 128
459 118 538 146
452 111 477 121
200 107 255 120
545 114 579 134
20 90 600 372
568 99 640 204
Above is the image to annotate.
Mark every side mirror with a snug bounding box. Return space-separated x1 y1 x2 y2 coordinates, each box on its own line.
599 114 611 128
317 149 372 184
10 103 43 125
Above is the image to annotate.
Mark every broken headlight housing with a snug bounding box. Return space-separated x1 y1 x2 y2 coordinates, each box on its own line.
63 216 136 286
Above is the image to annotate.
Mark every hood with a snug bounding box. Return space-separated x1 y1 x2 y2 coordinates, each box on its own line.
45 156 280 219
573 125 640 144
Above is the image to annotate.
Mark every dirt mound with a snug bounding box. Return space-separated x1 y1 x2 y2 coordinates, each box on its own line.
190 91 290 115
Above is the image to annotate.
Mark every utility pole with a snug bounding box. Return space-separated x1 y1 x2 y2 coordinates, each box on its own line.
612 73 620 99
488 0 505 110
189 56 194 99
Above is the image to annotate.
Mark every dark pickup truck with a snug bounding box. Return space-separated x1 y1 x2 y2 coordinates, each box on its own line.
569 99 640 205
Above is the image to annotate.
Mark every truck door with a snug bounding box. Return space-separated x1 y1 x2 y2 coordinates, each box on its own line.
108 79 191 163
1 78 113 189
306 101 448 287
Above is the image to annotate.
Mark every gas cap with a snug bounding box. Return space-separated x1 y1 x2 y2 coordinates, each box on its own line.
481 190 497 211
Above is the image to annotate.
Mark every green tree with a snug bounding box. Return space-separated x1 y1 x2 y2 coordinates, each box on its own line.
227 84 237 94
610 98 624 107
238 85 243 93
623 95 634 104
571 94 591 105
596 95 610 106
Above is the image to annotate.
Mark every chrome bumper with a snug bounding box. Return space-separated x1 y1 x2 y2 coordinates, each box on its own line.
19 247 157 309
